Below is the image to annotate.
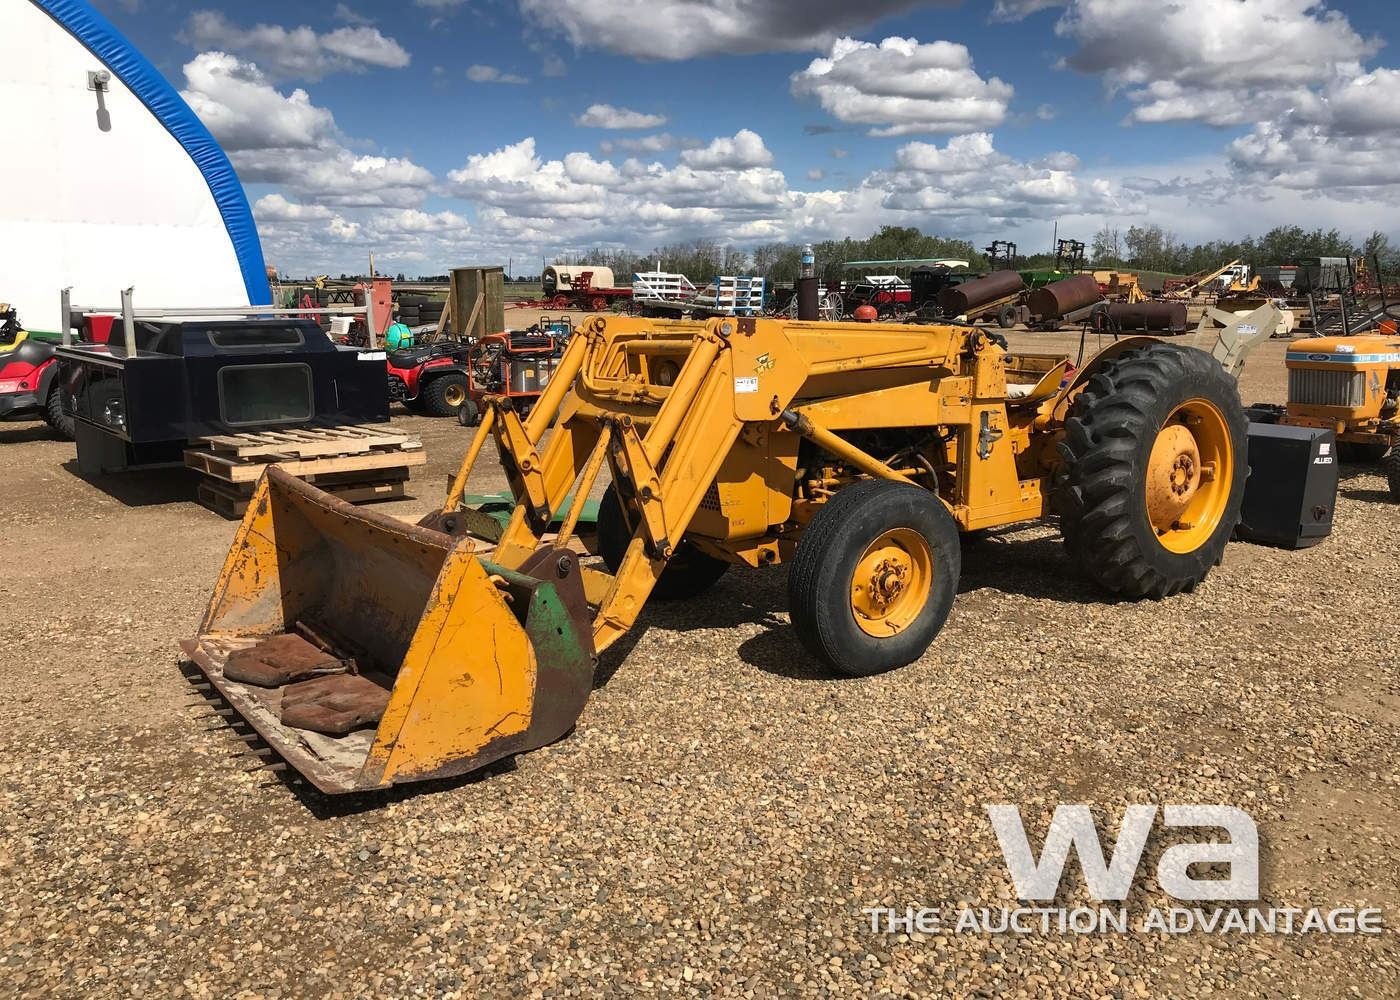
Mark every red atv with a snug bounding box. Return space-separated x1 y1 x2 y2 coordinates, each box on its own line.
385 340 474 417
0 304 73 438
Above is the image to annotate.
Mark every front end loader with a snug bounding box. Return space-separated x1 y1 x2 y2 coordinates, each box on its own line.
183 314 1248 793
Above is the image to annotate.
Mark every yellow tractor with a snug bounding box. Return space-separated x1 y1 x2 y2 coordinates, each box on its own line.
1279 330 1400 497
183 315 1248 793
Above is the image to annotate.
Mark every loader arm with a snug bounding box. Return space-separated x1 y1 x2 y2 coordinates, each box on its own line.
477 315 1037 645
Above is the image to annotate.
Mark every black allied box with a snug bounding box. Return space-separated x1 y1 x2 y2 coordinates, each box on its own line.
1237 423 1338 549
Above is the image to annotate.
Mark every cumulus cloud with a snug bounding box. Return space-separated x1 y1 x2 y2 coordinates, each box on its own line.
253 193 333 222
991 0 1062 19
183 11 410 81
181 53 336 151
517 0 954 59
466 64 530 85
436 126 1142 257
791 37 1012 136
599 133 692 156
367 208 471 235
1227 69 1400 199
327 216 362 241
1017 0 1400 208
181 52 433 209
575 104 668 129
332 5 374 25
679 130 773 169
876 132 1136 222
1053 0 1377 126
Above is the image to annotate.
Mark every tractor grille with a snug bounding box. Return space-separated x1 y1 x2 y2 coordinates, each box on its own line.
1289 368 1365 408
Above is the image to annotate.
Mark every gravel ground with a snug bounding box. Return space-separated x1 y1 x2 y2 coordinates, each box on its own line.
0 329 1396 999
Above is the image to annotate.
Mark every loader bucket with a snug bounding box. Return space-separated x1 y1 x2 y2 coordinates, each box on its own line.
180 468 595 794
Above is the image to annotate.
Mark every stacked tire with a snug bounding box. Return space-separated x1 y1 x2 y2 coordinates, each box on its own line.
397 293 426 328
418 299 446 328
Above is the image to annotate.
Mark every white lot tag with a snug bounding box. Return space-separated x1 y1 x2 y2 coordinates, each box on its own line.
735 376 759 394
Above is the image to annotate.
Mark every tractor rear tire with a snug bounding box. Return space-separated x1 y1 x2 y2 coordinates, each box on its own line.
44 385 75 440
788 480 959 677
597 486 729 600
422 373 470 417
1338 441 1390 463
1385 445 1400 501
1054 342 1247 599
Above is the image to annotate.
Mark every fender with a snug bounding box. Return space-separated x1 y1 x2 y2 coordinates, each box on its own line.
1048 336 1161 424
35 356 60 401
416 361 470 396
419 358 468 376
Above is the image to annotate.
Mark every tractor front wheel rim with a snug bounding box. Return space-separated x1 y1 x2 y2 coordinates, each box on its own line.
850 528 933 637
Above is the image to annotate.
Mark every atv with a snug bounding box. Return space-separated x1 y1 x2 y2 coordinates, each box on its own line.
0 303 73 439
385 340 473 417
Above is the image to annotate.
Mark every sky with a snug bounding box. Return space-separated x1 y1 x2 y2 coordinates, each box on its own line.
90 0 1400 276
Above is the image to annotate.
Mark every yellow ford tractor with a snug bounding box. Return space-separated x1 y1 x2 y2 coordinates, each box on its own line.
1280 331 1400 499
183 315 1247 793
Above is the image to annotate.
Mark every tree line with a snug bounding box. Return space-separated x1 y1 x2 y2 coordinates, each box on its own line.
556 223 1400 285
555 227 984 284
338 222 1399 285
1089 224 1399 277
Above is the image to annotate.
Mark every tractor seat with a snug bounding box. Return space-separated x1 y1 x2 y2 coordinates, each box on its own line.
387 344 440 368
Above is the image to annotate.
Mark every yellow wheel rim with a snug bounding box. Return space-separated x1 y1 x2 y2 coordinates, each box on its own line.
850 528 933 637
443 383 467 408
1146 398 1233 554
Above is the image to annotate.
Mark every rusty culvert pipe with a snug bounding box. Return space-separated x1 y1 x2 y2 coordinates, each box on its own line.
1108 301 1189 332
1027 274 1102 320
938 270 1025 316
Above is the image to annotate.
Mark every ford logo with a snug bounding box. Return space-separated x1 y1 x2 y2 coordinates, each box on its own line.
1307 354 1330 361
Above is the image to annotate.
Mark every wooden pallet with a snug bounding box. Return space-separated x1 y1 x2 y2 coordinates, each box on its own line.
197 476 407 519
185 426 426 485
193 425 421 461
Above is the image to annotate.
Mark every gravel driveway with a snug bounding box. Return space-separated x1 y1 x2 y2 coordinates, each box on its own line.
0 330 1395 998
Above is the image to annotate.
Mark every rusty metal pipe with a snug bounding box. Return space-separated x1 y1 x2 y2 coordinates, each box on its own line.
1108 301 1189 332
779 409 909 483
1027 274 1101 320
940 270 1024 315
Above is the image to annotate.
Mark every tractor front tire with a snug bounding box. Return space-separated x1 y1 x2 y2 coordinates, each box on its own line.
1054 342 1247 599
44 385 75 440
422 373 470 417
1338 440 1391 463
1385 445 1400 501
788 480 959 677
597 487 729 601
